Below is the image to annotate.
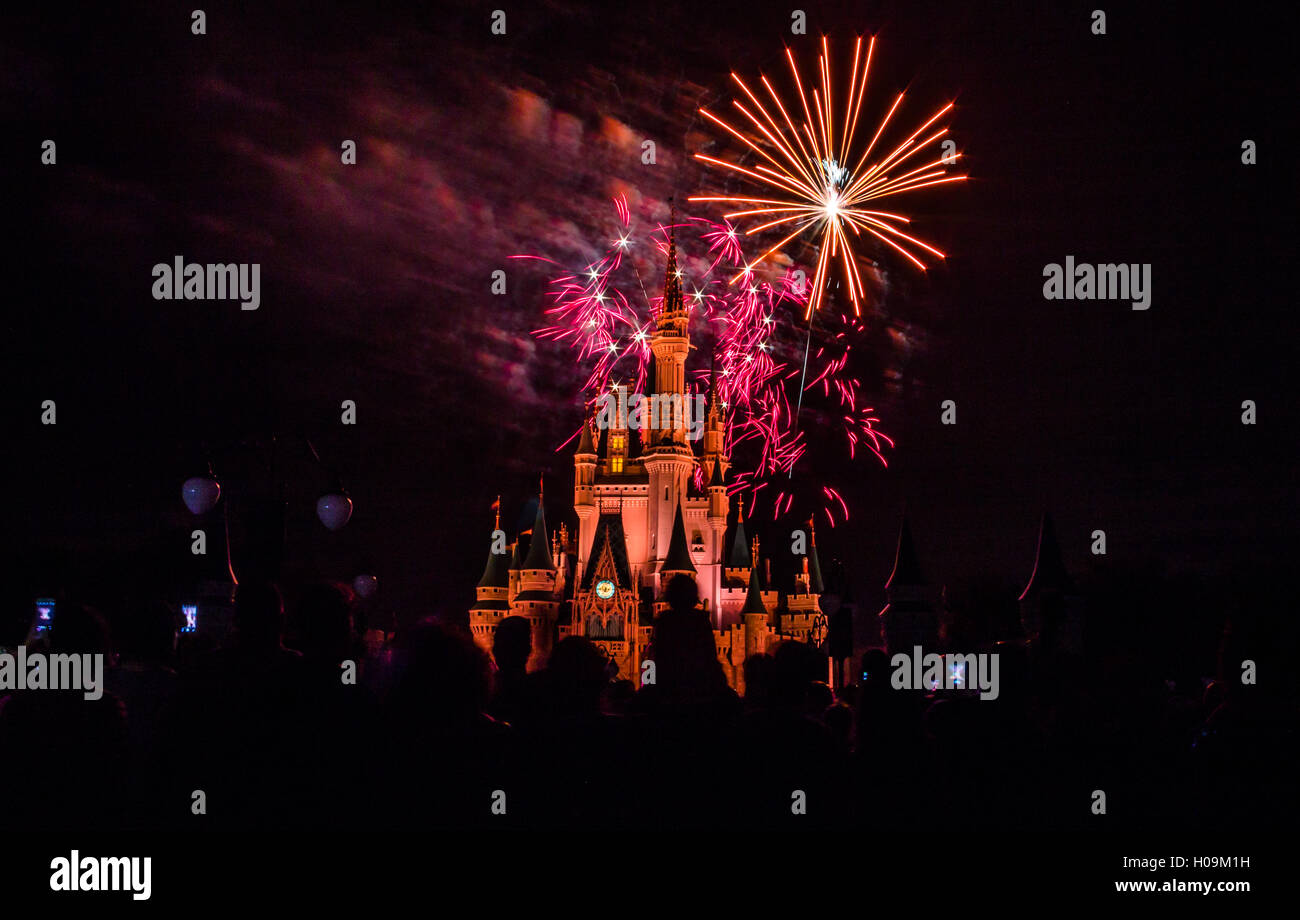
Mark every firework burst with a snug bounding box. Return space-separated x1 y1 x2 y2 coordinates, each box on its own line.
690 35 966 319
514 196 893 526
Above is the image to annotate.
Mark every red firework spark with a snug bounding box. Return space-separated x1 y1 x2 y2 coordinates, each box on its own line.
513 195 892 526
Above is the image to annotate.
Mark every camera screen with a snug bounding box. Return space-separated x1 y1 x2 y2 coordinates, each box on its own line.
34 599 55 632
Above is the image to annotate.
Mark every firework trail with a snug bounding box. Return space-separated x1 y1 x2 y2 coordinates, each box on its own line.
691 35 966 320
514 195 892 526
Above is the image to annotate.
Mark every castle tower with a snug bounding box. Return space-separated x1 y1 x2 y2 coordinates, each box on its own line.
552 523 569 598
719 503 759 627
724 502 752 584
573 413 598 585
650 204 690 410
507 531 524 599
702 354 728 484
642 209 695 593
740 555 770 661
1019 512 1084 655
807 521 825 596
704 457 729 623
468 504 511 653
570 513 644 682
878 515 939 653
659 500 698 603
784 518 825 644
512 488 561 671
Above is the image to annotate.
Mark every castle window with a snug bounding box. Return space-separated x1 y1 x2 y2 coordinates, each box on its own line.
611 457 623 474
611 435 625 451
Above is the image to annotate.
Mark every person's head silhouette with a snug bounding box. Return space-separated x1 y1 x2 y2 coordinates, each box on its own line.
233 581 285 651
664 574 699 614
546 636 609 717
493 615 532 678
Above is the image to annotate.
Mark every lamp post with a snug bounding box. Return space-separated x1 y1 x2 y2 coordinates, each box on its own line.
180 434 355 585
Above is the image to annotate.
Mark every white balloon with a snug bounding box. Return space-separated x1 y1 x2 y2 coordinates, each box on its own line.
182 476 221 515
316 493 353 531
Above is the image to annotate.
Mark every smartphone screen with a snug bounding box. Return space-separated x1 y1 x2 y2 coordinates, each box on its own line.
181 604 198 633
34 598 55 633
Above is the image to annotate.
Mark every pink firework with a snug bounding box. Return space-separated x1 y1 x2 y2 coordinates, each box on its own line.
515 195 892 526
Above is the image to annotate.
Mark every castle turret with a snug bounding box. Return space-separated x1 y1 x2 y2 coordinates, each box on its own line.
574 415 598 584
807 519 825 595
507 530 524 598
703 456 729 623
642 209 695 592
513 487 561 670
702 353 728 484
726 503 752 577
660 500 697 581
468 503 512 652
1019 512 1084 655
741 555 770 659
878 514 939 653
784 517 825 645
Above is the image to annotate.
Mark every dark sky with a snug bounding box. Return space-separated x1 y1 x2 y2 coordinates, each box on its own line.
4 1 1295 624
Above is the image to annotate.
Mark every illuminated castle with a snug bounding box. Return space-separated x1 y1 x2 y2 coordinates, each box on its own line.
470 222 825 693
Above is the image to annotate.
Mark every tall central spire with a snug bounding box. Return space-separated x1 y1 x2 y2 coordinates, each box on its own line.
660 199 685 321
649 196 692 414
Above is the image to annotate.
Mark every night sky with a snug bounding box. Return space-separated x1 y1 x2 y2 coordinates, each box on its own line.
5 1 1295 630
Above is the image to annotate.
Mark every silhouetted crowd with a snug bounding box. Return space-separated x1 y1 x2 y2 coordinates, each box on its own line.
0 574 1292 831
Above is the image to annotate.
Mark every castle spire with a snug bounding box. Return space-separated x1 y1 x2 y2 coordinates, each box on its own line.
806 516 825 594
708 456 726 488
728 503 751 568
477 515 510 589
707 346 722 412
522 492 556 571
886 514 925 589
577 412 595 455
1020 511 1071 600
660 200 685 321
740 560 767 615
660 501 697 576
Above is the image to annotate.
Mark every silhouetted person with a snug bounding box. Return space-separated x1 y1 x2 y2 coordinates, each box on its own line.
488 614 532 725
163 581 313 829
736 638 844 829
512 636 632 827
0 603 129 829
287 581 371 826
377 618 511 829
540 636 608 720
633 574 741 827
107 599 180 826
108 600 178 748
641 574 733 705
852 646 930 826
289 581 357 665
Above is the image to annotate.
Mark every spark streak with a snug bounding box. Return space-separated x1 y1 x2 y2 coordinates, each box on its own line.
691 36 966 319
